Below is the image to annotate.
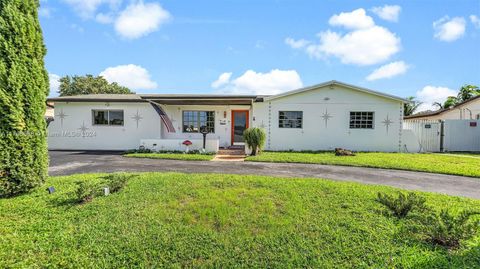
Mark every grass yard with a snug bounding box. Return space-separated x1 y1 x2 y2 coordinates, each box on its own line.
1 172 479 268
246 152 480 178
124 152 214 161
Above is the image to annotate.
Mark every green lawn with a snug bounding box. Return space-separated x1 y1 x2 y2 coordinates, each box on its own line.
125 152 214 161
1 172 479 268
246 152 480 177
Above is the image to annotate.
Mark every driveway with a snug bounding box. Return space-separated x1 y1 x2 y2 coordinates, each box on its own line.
49 151 480 199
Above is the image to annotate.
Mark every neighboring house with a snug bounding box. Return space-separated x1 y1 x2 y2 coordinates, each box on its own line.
47 80 407 152
405 95 480 121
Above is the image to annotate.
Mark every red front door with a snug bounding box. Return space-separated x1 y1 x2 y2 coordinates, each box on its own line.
231 110 249 145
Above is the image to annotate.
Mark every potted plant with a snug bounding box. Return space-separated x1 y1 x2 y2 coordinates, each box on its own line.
182 140 192 153
243 127 266 156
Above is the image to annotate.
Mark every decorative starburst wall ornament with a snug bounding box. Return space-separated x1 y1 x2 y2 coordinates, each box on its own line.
78 122 89 138
131 110 143 129
321 109 333 128
382 115 394 134
56 109 68 127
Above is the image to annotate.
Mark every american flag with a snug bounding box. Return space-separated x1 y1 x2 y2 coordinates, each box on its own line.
149 102 176 133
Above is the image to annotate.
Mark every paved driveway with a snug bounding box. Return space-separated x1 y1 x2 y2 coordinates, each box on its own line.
49 151 480 199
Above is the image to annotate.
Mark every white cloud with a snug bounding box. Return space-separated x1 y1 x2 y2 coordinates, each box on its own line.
285 37 311 49
371 5 401 22
433 16 466 42
328 8 374 29
307 26 401 65
211 72 232 88
366 61 409 81
114 2 171 39
415 85 457 111
63 0 120 18
287 8 401 66
48 73 61 97
470 15 480 28
213 69 303 95
95 12 114 24
99 64 158 90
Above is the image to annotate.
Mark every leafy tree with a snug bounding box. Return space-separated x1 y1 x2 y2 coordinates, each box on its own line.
58 75 133 96
0 0 49 196
457 84 480 103
404 96 422 116
443 96 458 109
433 84 479 110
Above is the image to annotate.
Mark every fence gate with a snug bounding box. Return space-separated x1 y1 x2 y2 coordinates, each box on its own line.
443 120 480 152
403 120 442 152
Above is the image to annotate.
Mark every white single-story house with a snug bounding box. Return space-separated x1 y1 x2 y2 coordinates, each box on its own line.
47 80 409 152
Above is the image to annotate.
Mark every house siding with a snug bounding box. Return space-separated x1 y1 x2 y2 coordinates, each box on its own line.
48 102 161 150
252 84 403 152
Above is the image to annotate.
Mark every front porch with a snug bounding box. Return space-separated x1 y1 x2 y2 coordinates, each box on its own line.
139 95 257 152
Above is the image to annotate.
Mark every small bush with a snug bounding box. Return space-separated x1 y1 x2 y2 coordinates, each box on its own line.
74 181 99 203
103 173 136 193
424 210 480 249
125 148 152 154
243 127 266 156
376 192 426 218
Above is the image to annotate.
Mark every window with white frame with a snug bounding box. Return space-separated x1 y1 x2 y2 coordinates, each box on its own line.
92 110 124 126
279 111 303 128
349 111 374 129
182 111 215 133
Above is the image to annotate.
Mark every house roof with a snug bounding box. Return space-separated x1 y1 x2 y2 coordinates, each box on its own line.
264 80 408 103
405 95 480 119
48 94 262 105
48 94 145 102
47 81 406 105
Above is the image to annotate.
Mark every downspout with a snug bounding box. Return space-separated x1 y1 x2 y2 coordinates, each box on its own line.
464 108 473 119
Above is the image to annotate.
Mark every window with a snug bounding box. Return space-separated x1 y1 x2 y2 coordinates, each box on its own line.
182 111 215 133
349 111 374 129
92 110 124 126
279 111 303 128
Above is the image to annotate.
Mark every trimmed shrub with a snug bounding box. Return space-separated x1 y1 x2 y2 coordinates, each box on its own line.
103 173 136 193
0 0 49 197
74 181 99 203
376 192 426 218
425 210 480 249
243 127 266 156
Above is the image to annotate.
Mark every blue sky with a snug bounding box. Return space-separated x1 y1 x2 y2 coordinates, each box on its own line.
40 0 480 111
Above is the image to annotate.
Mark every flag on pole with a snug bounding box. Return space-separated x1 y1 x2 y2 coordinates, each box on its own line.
148 102 176 133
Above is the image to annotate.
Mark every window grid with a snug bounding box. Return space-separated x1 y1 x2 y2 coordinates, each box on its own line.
182 111 215 133
349 111 374 129
279 111 303 128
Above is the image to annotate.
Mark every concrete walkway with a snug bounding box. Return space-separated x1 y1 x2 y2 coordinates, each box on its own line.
49 151 480 199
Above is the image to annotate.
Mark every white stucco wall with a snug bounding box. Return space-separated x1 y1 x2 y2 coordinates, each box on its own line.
252 84 403 152
48 102 162 150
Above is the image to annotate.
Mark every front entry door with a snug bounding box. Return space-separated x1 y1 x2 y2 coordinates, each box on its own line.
231 110 249 145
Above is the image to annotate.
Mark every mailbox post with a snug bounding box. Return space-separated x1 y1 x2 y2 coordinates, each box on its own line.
200 126 209 150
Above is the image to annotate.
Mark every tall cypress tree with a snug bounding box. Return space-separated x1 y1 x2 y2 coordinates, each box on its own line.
0 0 49 197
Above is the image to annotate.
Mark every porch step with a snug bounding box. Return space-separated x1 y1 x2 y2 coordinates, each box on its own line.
212 148 246 162
217 149 245 156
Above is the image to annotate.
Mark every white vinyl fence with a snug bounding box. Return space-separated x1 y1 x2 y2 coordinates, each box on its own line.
403 119 480 152
443 120 480 152
403 120 441 152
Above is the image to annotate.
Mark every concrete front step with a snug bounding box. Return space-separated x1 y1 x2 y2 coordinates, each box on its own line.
213 148 246 162
217 150 245 156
